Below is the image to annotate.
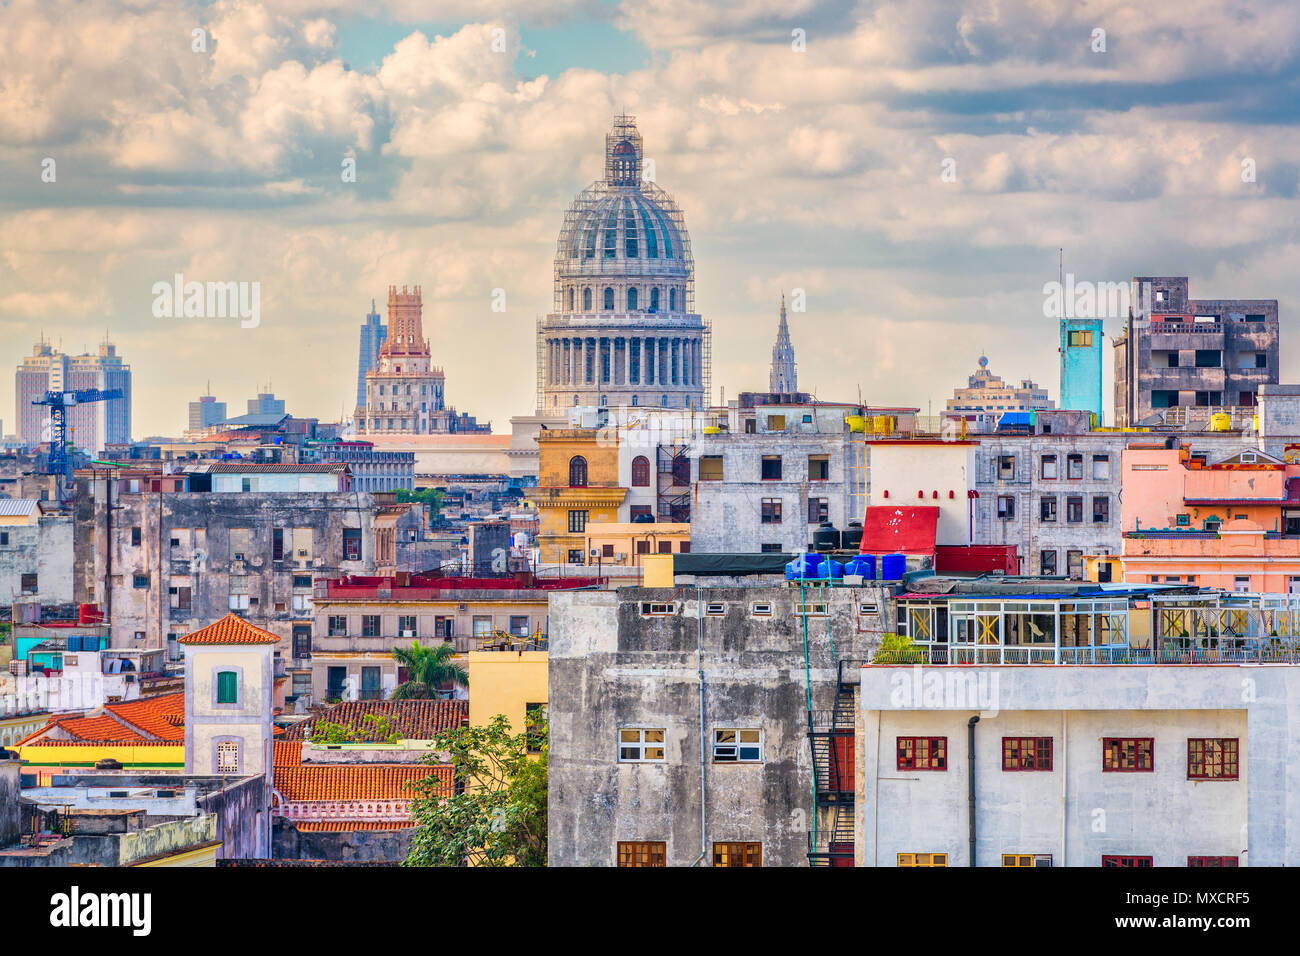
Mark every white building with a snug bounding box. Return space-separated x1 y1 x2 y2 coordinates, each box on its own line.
857 662 1298 866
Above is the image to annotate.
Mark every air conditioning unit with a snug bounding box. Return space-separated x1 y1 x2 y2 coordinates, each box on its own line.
401 630 414 638
251 556 264 567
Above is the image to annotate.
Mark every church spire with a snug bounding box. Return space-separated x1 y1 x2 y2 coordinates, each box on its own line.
769 294 796 394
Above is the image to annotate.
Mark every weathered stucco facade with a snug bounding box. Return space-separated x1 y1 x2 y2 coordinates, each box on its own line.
547 585 884 866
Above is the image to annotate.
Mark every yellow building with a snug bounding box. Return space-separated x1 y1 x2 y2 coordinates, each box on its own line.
584 521 690 568
525 428 626 565
467 650 548 752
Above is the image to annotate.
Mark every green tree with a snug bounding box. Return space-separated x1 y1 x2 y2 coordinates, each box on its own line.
396 487 444 522
391 640 468 700
403 713 547 867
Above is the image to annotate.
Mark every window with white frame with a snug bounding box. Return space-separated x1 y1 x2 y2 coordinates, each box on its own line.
640 602 675 616
619 728 666 762
713 728 762 762
751 603 773 616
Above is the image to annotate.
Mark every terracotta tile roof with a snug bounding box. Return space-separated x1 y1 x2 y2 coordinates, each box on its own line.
102 693 186 741
283 700 467 742
16 739 177 747
274 764 453 802
292 821 418 831
179 613 279 645
16 692 186 745
274 741 303 767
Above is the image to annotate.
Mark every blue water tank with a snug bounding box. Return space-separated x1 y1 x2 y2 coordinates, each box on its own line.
821 558 844 579
881 553 906 580
67 635 81 652
844 554 876 580
785 553 824 580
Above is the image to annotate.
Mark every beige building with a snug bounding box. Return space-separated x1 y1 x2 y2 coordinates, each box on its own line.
945 356 1054 431
583 521 690 568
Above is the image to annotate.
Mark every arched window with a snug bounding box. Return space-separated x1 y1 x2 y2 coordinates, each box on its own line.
631 456 650 487
650 288 659 311
569 456 588 488
568 288 575 311
631 395 639 406
600 394 608 406
627 287 638 311
573 394 579 406
669 288 677 311
661 394 668 406
583 288 592 311
604 287 614 310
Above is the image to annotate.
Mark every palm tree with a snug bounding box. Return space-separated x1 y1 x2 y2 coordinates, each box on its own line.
391 640 468 699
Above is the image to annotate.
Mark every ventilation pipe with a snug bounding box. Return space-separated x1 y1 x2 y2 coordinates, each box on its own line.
968 715 980 866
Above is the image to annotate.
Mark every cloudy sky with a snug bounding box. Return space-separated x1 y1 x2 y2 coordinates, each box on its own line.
3 0 1300 438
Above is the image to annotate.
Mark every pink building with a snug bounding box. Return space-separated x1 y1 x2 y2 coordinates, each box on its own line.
1121 441 1300 591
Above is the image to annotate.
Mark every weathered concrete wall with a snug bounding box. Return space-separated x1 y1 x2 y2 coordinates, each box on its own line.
547 585 884 867
0 514 72 604
72 478 382 655
0 760 20 847
692 433 865 553
272 817 415 861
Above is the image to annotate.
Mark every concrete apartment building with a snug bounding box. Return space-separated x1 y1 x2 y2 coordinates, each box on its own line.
548 581 886 867
691 404 870 554
0 499 73 604
944 356 1053 432
1114 275 1279 427
69 468 406 683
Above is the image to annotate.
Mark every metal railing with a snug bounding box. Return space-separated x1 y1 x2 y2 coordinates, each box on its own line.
866 641 1300 665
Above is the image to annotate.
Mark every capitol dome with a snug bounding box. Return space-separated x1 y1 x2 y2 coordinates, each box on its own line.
537 115 709 413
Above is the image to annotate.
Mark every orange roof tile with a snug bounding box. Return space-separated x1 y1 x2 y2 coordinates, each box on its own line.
178 613 279 646
284 700 467 742
18 739 177 747
293 821 418 831
104 692 186 742
274 741 303 767
274 764 452 802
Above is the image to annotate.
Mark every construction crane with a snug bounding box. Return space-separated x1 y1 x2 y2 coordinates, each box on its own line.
32 388 123 478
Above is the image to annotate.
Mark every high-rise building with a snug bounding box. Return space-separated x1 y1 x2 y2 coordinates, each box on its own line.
247 392 286 416
1114 276 1279 427
769 295 797 394
188 392 227 431
537 115 710 412
357 287 446 434
356 300 387 409
16 338 131 453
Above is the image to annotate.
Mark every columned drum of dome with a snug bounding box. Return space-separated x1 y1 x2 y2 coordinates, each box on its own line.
537 115 710 412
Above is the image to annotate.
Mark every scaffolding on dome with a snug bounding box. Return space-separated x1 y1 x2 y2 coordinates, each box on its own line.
538 115 710 410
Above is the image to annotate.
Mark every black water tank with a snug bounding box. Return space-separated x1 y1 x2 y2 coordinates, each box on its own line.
842 521 863 551
94 758 123 770
813 522 840 552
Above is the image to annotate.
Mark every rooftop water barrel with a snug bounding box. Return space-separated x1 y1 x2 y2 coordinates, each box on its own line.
881 552 906 580
1210 412 1231 431
844 554 875 579
842 521 864 551
786 552 824 580
822 557 844 579
845 415 866 433
813 522 840 553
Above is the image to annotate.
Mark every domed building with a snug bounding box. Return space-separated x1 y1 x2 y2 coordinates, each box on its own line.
536 115 710 411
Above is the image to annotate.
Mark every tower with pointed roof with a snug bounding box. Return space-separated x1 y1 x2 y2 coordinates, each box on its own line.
769 295 797 394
